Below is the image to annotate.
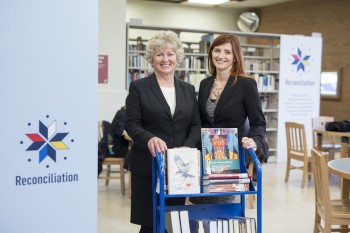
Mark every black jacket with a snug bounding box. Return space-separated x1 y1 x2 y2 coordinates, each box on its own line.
198 75 269 160
125 74 201 177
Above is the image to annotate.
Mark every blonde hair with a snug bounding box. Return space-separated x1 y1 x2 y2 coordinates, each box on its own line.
144 30 184 66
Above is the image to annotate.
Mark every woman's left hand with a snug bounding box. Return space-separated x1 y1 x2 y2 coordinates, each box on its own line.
241 137 257 151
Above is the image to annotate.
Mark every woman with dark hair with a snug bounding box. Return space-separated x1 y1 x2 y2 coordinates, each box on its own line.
190 33 268 233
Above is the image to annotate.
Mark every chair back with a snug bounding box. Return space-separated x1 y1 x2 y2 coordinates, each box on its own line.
311 116 335 129
311 148 331 219
311 116 337 150
285 122 308 160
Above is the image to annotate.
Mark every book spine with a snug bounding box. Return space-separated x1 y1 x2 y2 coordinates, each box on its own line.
203 183 249 192
203 173 251 179
203 178 251 185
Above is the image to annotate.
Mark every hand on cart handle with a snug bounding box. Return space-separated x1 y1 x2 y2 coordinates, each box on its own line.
147 136 168 157
241 137 257 151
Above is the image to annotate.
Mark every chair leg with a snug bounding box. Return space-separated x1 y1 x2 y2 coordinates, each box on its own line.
120 161 125 195
301 162 308 188
105 165 111 186
285 158 291 183
313 211 320 233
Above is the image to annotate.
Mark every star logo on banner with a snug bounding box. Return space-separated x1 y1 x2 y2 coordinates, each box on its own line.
21 115 73 167
291 48 311 72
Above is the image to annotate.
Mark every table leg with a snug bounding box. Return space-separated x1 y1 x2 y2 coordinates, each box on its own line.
340 136 349 159
316 133 323 151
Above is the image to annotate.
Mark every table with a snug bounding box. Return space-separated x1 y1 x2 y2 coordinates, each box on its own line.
327 158 350 199
313 127 350 159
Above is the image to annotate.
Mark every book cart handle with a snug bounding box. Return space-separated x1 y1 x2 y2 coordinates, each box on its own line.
152 148 262 233
247 148 262 233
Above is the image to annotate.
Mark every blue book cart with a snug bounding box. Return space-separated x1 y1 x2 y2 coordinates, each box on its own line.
152 148 262 233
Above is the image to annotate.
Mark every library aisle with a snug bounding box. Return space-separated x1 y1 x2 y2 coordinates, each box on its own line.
98 162 341 233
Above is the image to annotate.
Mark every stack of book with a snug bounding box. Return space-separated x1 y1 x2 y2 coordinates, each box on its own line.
201 128 251 193
165 210 257 233
194 216 257 233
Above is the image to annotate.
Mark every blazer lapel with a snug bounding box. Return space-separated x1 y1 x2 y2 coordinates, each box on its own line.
150 74 173 119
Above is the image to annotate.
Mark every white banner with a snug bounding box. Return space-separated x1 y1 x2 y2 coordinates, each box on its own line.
277 35 322 162
0 1 98 232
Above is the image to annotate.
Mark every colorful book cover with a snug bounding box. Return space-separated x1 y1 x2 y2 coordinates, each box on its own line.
167 148 200 194
201 128 239 175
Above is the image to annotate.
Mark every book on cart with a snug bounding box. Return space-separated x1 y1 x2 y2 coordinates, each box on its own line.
203 182 249 193
201 128 240 175
166 148 201 194
179 210 191 233
165 210 182 233
203 172 252 180
203 178 251 185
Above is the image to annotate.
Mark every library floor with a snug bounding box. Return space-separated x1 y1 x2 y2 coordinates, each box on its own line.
98 161 341 233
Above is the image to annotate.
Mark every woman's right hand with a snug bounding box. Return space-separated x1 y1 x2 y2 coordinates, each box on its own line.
147 137 167 157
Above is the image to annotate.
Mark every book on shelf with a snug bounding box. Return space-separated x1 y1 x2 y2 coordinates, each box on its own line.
234 216 257 233
242 217 257 233
165 210 182 233
203 183 249 193
195 217 256 233
179 210 191 233
201 128 240 175
217 219 223 233
221 219 229 233
203 178 251 186
167 148 200 194
203 172 252 180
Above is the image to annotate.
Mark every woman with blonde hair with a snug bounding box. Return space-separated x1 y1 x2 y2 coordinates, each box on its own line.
125 30 201 233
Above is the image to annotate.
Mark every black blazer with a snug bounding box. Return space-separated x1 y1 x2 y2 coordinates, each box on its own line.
198 75 268 158
125 74 201 177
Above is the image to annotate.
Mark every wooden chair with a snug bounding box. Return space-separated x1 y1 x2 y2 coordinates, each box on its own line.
285 122 312 188
311 148 350 233
98 121 126 195
312 116 341 161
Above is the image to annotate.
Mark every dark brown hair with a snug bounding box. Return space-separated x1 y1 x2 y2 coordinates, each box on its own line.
208 33 247 80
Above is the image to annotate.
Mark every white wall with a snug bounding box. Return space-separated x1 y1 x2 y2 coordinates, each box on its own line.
98 0 244 121
126 0 242 31
99 0 127 122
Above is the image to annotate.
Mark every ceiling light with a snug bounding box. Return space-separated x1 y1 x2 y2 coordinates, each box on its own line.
187 0 230 5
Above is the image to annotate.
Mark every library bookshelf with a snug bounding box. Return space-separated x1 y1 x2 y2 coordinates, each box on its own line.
152 148 262 233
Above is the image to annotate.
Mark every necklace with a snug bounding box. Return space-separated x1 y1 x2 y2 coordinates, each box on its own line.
211 78 225 99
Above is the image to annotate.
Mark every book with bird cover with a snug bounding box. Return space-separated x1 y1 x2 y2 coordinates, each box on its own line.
201 128 240 175
166 148 200 194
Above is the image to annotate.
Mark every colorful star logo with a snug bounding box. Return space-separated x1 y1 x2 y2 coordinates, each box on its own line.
25 120 69 163
291 48 311 72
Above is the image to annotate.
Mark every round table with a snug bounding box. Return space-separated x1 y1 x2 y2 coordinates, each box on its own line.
328 158 350 199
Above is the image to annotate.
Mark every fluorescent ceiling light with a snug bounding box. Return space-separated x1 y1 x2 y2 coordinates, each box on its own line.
187 0 230 5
